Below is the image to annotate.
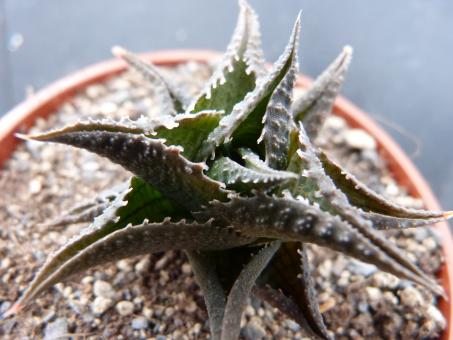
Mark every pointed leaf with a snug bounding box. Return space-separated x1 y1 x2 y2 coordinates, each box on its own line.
288 122 441 295
221 241 280 340
252 285 324 339
18 116 165 138
22 126 228 210
199 14 301 159
197 193 443 296
258 243 330 339
239 148 270 172
258 21 299 169
188 0 265 114
6 177 188 316
188 245 268 340
238 0 267 78
42 202 110 229
186 251 228 340
7 218 252 317
206 156 297 192
319 150 449 219
113 46 189 113
293 46 352 139
365 211 452 230
42 180 129 229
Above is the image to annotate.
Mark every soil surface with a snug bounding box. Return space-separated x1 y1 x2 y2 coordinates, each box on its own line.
0 61 446 339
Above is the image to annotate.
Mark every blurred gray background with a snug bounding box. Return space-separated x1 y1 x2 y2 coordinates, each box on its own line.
1 0 452 208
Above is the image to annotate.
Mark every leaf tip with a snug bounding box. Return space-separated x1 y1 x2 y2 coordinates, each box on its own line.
112 45 127 58
1 301 23 319
443 211 453 219
15 132 35 142
343 45 353 59
296 10 302 22
15 131 50 142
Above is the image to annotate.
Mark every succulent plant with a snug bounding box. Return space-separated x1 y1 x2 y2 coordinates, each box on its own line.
4 1 452 338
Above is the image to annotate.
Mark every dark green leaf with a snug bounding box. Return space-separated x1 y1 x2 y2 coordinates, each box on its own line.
198 14 301 159
188 0 264 114
22 126 228 210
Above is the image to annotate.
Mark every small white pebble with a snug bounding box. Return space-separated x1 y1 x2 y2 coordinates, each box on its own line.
165 307 175 317
344 129 377 150
423 237 438 251
28 179 42 194
371 272 399 289
399 286 424 307
324 116 346 131
244 305 255 317
426 305 446 329
93 280 115 299
135 257 149 274
116 300 134 316
155 256 168 270
81 275 94 285
386 183 399 196
143 307 153 319
181 263 192 274
366 286 382 302
184 301 197 313
91 296 113 315
131 316 149 330
1 258 11 269
100 101 117 115
117 259 132 272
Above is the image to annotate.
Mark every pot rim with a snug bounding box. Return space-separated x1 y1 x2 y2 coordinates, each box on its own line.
0 49 451 337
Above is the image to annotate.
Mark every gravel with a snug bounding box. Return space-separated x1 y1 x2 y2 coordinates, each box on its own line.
131 316 149 330
44 318 68 340
116 300 134 316
93 280 116 299
0 61 446 339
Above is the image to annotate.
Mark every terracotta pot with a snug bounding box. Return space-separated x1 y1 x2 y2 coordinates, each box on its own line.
1 49 451 338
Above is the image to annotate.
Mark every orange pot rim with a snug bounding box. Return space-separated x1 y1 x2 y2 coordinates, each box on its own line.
0 49 451 338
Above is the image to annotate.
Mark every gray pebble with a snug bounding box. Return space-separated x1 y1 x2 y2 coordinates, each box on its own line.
426 305 446 330
44 318 68 340
91 296 113 315
344 129 377 150
131 316 149 330
358 301 369 313
348 260 377 277
242 321 266 339
0 301 11 314
285 319 301 332
93 280 115 299
399 286 424 307
116 300 134 316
